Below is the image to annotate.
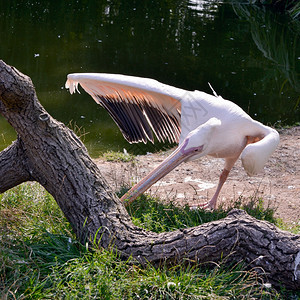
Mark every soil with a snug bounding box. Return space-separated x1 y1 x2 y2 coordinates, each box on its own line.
95 127 300 224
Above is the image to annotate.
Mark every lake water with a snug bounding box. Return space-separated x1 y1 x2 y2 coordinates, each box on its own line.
0 1 299 156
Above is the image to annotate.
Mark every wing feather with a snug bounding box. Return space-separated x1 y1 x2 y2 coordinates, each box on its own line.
65 73 183 144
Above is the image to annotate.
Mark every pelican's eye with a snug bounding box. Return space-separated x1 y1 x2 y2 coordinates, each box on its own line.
193 145 204 153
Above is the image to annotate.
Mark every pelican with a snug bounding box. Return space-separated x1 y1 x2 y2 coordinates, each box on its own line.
65 73 279 209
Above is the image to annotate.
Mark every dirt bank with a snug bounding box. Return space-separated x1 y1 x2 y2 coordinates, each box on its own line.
95 127 300 224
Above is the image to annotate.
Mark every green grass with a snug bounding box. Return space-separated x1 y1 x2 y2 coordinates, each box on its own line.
101 150 135 162
1 183 299 299
121 187 278 233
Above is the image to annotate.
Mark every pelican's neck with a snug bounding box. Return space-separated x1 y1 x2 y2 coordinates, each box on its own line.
241 122 279 176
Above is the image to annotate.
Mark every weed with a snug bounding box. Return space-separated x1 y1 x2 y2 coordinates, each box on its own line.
67 120 89 142
102 150 135 162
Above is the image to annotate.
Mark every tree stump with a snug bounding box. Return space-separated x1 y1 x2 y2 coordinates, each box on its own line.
0 60 299 289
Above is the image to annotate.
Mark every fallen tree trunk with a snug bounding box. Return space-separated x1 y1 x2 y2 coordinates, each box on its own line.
0 60 300 289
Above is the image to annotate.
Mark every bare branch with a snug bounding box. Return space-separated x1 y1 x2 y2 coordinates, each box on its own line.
0 139 32 193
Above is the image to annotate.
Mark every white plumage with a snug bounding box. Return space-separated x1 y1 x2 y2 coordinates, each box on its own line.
66 73 279 208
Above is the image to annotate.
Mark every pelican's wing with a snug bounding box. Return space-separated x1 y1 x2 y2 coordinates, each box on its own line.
65 73 184 144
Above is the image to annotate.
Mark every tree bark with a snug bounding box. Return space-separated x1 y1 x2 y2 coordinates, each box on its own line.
0 60 300 289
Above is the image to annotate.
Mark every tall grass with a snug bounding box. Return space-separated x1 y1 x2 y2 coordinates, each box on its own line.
289 2 300 19
233 3 299 92
0 183 299 299
232 0 300 20
267 0 300 19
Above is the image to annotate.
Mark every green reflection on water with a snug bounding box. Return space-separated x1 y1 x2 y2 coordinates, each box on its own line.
0 1 299 157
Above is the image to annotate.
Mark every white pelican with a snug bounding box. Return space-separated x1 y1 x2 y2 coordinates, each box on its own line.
65 73 279 209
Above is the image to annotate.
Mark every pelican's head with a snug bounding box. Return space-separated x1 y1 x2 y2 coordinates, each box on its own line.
180 117 222 161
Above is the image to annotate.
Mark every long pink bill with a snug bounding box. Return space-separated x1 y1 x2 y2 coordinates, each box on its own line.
120 141 202 205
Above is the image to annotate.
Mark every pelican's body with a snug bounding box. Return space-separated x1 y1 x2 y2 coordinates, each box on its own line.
65 73 279 208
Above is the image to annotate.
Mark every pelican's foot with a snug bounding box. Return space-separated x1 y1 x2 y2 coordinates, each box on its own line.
189 200 217 211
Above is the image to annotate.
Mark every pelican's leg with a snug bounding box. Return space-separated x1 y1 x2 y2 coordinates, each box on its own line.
195 157 238 209
200 168 230 209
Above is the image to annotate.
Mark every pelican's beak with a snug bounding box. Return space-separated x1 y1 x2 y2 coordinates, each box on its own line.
120 139 203 205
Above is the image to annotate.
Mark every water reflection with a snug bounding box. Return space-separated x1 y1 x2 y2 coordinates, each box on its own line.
0 1 299 156
188 0 219 20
